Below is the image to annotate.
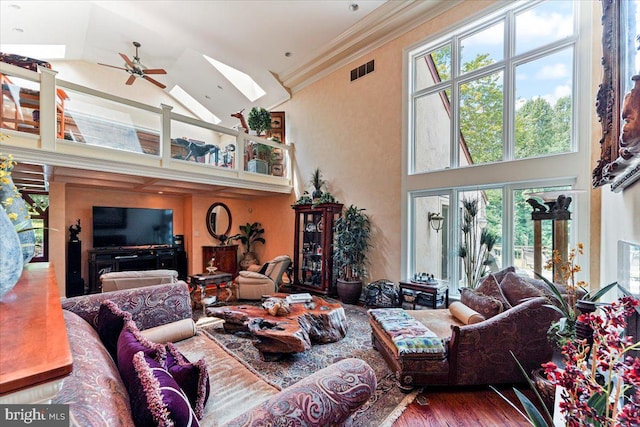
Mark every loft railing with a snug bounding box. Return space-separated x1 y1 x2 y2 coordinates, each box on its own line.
0 62 292 193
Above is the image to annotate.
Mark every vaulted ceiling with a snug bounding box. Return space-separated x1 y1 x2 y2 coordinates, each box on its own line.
2 0 458 196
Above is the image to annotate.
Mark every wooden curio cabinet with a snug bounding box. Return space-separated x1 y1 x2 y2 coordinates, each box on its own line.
292 203 343 295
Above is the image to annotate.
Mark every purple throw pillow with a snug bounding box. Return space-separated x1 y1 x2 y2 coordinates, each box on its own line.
117 320 166 392
460 288 503 319
129 351 200 427
97 300 132 362
166 343 210 419
499 272 544 306
476 275 512 310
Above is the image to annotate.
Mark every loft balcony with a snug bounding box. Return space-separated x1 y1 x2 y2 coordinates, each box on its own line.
0 62 293 197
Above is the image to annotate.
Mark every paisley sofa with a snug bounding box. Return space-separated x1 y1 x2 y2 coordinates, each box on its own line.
369 268 563 390
54 282 376 426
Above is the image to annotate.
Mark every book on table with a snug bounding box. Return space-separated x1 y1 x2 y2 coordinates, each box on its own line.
286 293 312 304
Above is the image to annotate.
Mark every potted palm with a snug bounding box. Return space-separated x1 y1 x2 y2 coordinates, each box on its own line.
230 222 265 269
310 168 326 201
333 205 371 304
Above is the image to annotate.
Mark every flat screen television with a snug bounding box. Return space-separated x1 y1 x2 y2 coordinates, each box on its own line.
92 206 173 248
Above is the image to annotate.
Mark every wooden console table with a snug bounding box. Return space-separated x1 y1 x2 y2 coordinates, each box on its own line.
0 263 72 403
398 280 449 309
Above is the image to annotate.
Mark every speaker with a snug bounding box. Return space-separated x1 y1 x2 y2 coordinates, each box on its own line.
66 240 85 297
173 235 185 251
176 250 188 280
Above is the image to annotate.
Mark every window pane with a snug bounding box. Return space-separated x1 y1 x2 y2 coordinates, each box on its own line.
413 194 449 280
414 44 451 91
512 186 572 279
460 20 504 74
413 90 451 173
458 189 502 289
459 71 504 165
31 218 44 259
515 1 574 55
515 49 573 159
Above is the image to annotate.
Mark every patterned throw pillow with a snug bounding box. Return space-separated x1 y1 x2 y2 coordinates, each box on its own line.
97 300 132 362
476 275 512 310
460 288 504 319
117 320 166 391
129 351 200 427
499 272 544 306
166 343 210 419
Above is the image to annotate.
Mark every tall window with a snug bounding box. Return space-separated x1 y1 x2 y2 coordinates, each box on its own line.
409 1 576 173
405 1 589 293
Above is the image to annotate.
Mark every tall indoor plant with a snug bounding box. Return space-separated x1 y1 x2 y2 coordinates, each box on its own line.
333 205 371 304
231 222 265 269
458 197 497 289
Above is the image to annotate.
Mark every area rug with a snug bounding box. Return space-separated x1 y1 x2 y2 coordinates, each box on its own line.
199 300 420 427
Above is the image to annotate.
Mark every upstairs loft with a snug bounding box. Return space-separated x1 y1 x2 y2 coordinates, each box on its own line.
0 61 293 198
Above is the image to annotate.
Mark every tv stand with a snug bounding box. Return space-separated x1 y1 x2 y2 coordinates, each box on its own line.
88 246 186 294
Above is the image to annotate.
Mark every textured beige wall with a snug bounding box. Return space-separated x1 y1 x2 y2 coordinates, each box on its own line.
279 1 496 283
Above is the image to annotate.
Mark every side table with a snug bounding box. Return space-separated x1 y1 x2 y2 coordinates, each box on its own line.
189 272 233 309
398 280 449 309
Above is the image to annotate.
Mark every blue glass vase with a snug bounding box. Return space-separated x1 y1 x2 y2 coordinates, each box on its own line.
0 207 24 299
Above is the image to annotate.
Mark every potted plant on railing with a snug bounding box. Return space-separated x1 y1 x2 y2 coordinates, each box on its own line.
230 222 265 269
247 107 272 136
333 205 371 304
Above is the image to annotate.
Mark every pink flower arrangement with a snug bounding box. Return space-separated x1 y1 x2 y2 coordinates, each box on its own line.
543 296 640 426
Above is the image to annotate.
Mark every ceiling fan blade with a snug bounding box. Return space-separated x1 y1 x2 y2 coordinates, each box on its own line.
98 63 128 71
126 75 136 85
143 68 167 75
119 53 135 68
143 75 166 89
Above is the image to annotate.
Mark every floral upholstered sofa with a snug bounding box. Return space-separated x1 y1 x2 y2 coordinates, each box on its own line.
369 267 563 391
55 282 376 426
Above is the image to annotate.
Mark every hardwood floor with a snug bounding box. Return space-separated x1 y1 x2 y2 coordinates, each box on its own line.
393 385 540 427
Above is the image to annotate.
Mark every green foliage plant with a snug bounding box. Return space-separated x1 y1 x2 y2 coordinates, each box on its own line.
247 107 272 135
333 205 371 282
230 222 265 254
458 198 497 289
313 192 337 207
294 191 312 205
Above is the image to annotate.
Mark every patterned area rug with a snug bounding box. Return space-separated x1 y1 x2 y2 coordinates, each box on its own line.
199 300 419 427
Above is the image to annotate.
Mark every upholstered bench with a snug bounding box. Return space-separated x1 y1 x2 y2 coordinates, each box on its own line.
369 306 466 391
369 268 562 391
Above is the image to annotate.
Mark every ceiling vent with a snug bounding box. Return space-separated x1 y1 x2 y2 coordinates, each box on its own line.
350 60 374 82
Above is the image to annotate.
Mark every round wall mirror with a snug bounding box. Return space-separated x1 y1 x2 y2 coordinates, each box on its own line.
206 202 232 241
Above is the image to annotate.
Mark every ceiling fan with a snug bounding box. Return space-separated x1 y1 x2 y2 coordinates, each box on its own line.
98 41 167 89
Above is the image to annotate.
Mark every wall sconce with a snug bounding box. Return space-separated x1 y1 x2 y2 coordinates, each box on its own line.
428 212 444 233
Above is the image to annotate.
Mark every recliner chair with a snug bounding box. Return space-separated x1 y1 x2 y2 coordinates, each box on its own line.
233 255 291 300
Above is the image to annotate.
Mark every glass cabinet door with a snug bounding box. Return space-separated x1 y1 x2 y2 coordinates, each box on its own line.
297 211 324 288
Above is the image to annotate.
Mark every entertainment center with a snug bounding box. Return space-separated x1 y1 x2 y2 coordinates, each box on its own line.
87 246 186 293
86 206 186 293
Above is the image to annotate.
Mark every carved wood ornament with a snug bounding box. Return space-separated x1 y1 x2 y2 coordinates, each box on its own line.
593 0 640 191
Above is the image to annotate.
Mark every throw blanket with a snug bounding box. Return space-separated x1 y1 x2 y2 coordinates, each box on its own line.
369 308 445 355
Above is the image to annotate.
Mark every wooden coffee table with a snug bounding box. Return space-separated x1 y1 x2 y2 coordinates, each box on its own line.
208 293 348 360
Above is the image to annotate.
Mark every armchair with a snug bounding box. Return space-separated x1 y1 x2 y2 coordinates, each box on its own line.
233 255 291 300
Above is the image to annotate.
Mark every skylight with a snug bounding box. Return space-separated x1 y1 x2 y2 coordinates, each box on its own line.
203 55 265 102
0 44 66 59
169 85 221 124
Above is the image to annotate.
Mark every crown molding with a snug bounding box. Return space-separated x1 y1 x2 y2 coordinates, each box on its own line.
278 0 463 93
